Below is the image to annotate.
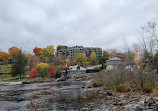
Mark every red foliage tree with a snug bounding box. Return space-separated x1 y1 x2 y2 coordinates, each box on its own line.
49 66 55 76
33 47 42 56
29 67 38 77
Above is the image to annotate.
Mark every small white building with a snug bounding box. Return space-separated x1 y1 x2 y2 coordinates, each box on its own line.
69 65 86 74
106 57 134 70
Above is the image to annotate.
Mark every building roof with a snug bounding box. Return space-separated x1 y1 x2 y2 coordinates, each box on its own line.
86 67 94 70
69 65 86 71
106 57 122 62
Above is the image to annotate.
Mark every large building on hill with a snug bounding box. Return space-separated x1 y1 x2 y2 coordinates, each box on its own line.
56 46 102 59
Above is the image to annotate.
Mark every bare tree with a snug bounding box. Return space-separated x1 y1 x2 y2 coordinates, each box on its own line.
137 22 158 70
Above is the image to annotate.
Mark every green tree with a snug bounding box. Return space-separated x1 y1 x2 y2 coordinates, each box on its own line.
55 68 62 78
90 51 97 65
99 50 109 64
57 45 68 51
103 50 109 58
11 50 28 79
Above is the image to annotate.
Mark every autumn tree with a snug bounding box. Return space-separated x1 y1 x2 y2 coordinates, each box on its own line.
74 53 88 66
90 51 97 65
8 46 20 58
49 66 55 77
27 55 38 71
55 55 65 66
11 50 28 79
65 58 70 66
33 47 41 56
41 45 55 57
0 52 11 62
29 67 38 77
36 62 50 78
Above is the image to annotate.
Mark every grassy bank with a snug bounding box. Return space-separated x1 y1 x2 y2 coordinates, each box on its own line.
0 74 12 79
0 64 11 73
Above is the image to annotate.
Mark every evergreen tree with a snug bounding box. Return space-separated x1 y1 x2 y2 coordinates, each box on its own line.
11 50 27 80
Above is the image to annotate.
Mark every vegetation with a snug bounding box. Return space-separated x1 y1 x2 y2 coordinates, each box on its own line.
55 68 62 78
92 22 158 94
49 66 55 77
0 74 12 79
74 53 88 66
57 45 68 51
1 22 158 97
90 51 97 65
33 47 41 56
29 67 38 77
8 46 20 57
0 64 11 73
36 63 50 78
11 50 28 79
41 45 55 57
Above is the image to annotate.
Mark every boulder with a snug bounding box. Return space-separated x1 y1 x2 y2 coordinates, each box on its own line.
107 91 112 96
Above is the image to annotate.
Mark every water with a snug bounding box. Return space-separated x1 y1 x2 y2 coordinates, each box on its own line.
0 81 109 111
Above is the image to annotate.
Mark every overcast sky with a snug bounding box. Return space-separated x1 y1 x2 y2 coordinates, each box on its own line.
0 0 158 53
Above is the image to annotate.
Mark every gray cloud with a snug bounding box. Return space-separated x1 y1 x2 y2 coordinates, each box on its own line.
0 0 158 53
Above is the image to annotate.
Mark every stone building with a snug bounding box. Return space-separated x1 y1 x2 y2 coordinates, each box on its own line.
106 57 134 70
56 46 102 59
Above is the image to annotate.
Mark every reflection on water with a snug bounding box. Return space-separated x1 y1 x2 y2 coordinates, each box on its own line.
0 81 109 111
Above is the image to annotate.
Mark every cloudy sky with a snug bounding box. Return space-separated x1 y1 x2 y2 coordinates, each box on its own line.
0 0 158 53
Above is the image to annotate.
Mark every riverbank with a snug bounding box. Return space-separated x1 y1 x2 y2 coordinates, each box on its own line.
1 74 158 110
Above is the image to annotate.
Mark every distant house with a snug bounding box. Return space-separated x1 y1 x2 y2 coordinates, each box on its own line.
86 67 95 73
69 65 86 74
106 57 134 70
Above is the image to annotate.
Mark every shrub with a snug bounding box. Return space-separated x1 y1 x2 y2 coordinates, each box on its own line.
55 69 62 78
91 70 106 87
29 67 38 77
115 83 130 92
36 63 49 78
152 83 158 96
91 80 104 87
49 66 55 77
134 73 156 93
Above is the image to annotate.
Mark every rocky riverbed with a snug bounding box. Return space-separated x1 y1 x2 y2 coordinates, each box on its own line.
1 76 158 111
0 80 111 111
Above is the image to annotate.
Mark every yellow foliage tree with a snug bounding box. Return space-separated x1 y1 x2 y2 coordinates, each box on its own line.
36 62 50 78
90 51 97 65
65 58 70 66
74 53 88 66
41 45 55 57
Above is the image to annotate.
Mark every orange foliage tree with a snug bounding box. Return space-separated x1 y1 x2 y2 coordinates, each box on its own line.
0 52 11 61
8 46 20 58
33 47 41 56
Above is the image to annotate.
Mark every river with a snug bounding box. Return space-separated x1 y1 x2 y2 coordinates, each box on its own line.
0 81 110 111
